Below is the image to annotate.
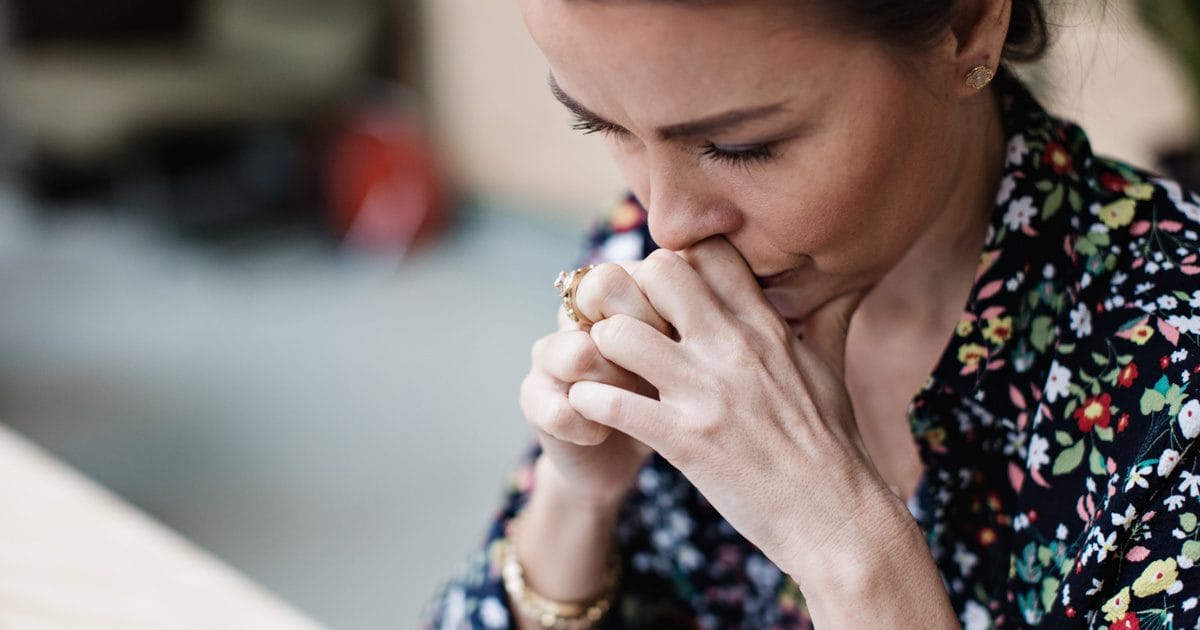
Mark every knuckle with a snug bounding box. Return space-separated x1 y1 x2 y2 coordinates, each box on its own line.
562 332 600 377
639 249 681 279
542 398 581 439
583 263 627 311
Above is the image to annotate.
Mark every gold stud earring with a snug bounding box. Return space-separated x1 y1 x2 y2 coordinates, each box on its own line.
965 65 995 90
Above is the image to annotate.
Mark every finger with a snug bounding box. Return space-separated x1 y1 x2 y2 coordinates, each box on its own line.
633 249 727 337
520 371 614 446
589 314 683 393
676 237 772 321
535 330 642 391
568 380 674 454
800 290 865 376
574 262 672 336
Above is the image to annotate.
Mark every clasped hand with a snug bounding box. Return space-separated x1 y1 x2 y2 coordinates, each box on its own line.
521 236 890 578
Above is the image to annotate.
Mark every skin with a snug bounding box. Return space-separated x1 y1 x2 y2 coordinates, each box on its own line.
514 0 1012 626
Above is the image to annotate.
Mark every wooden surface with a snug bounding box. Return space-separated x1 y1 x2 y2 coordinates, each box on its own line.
0 424 322 629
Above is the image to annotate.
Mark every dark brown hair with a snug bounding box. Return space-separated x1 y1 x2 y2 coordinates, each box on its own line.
812 0 1048 62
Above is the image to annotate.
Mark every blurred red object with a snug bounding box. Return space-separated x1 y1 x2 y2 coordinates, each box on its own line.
325 96 449 255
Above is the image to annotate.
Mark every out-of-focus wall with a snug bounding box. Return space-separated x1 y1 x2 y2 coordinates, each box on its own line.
420 0 624 219
419 1 1196 220
1034 2 1195 171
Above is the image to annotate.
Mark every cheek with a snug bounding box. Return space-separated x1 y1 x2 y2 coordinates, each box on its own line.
738 128 933 278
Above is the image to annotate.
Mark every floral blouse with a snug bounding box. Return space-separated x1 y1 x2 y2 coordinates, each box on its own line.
426 70 1200 629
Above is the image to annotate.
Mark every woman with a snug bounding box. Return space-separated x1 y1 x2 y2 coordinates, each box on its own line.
429 1 1200 627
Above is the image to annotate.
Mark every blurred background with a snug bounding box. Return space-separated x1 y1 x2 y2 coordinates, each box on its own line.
0 1 1196 627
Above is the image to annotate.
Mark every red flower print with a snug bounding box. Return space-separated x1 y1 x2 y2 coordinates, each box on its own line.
1161 355 1171 370
1100 171 1127 193
978 527 997 546
1074 393 1113 433
1112 612 1140 630
1043 142 1073 175
1117 363 1139 388
1117 413 1131 433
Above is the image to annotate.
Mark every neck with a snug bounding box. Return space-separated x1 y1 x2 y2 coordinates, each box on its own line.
856 88 1006 339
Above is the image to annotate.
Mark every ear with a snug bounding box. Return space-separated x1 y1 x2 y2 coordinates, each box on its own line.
946 0 1012 96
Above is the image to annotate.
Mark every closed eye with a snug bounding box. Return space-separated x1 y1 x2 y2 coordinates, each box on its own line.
571 114 629 138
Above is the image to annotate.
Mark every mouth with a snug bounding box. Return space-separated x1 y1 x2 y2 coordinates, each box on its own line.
755 269 795 289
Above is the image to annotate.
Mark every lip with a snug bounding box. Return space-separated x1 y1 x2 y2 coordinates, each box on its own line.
755 269 794 289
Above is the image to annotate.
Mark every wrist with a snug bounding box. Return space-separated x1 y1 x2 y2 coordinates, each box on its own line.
790 489 956 627
534 455 629 516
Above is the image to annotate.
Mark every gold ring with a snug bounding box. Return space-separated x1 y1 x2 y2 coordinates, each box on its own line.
554 265 596 327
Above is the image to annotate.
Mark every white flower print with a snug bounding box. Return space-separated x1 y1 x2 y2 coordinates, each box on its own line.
1160 449 1182 477
1179 400 1200 438
962 600 992 630
479 597 509 628
1057 523 1069 540
1159 295 1179 310
1112 505 1138 529
1180 470 1200 497
954 543 978 577
1113 271 1128 285
1146 261 1161 274
1126 466 1152 491
1006 134 1029 166
1045 361 1071 402
1166 494 1186 511
1014 513 1030 531
1028 434 1050 470
996 174 1016 205
1095 531 1118 562
1181 201 1200 223
1069 303 1093 337
1173 349 1190 363
1191 290 1200 309
1136 281 1155 295
1003 196 1037 231
1184 597 1198 612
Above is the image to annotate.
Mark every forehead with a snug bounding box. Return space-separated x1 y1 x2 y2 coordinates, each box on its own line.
519 1 858 126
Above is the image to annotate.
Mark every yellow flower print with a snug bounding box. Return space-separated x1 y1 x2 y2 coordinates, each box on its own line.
1129 324 1155 346
1125 183 1154 200
1099 198 1136 229
1102 587 1130 622
1132 558 1178 597
958 343 988 371
957 319 975 337
982 316 1014 345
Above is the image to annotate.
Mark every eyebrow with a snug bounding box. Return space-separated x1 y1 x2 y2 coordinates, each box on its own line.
548 74 787 141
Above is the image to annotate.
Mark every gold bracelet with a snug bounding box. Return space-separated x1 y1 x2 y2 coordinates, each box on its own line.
500 515 620 630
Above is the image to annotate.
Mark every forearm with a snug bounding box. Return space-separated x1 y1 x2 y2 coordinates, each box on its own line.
795 490 957 629
509 456 624 630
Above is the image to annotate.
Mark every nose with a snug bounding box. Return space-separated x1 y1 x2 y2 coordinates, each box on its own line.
643 164 742 252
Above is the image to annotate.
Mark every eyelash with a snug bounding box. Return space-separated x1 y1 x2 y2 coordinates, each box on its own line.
570 117 778 167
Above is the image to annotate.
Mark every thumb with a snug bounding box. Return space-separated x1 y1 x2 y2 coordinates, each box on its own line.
801 290 865 376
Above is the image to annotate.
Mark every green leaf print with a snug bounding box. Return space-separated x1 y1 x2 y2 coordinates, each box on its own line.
1142 388 1167 415
1184 540 1200 562
1089 447 1107 475
1041 577 1060 615
1053 440 1087 475
1055 431 1074 446
1182 512 1197 533
1095 425 1114 442
1091 352 1109 366
1031 316 1055 353
1044 184 1064 219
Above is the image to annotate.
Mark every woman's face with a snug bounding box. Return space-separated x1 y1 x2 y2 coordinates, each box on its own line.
520 1 974 327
